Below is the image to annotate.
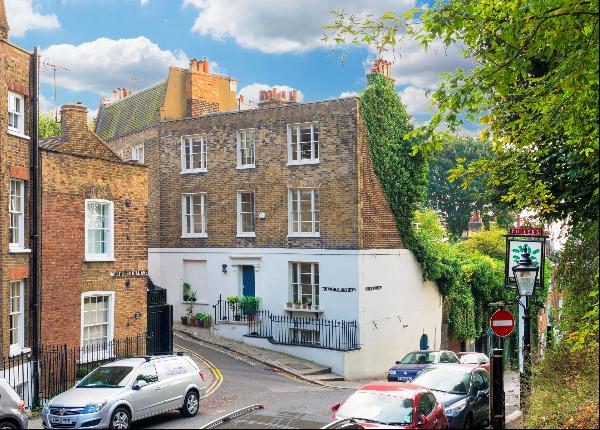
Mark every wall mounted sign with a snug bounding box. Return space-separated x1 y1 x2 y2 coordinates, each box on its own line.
365 286 383 291
322 287 356 293
110 270 148 278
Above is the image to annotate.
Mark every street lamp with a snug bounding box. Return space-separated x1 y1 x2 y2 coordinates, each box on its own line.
512 250 539 296
512 247 540 411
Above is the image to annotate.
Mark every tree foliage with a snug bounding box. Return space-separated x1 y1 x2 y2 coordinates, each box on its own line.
427 136 515 236
325 0 599 228
38 112 61 138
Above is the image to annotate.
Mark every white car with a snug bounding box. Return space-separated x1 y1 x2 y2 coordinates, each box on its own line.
0 378 28 429
42 354 206 429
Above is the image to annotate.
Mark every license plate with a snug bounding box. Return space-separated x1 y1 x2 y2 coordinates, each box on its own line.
398 377 410 382
50 417 73 425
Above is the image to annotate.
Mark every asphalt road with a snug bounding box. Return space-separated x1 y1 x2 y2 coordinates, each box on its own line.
135 333 352 429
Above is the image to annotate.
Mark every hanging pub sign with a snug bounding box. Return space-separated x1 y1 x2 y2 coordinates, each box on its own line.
504 228 547 287
110 270 149 278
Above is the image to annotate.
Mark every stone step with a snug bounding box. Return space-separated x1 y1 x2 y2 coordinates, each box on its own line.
312 372 345 382
302 367 333 376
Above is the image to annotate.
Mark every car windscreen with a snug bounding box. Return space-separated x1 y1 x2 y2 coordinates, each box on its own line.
459 354 481 364
413 368 471 395
400 352 436 364
77 366 133 388
336 392 414 426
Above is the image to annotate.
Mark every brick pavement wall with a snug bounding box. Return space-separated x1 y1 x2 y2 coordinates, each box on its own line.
40 142 148 348
158 97 361 249
0 35 33 355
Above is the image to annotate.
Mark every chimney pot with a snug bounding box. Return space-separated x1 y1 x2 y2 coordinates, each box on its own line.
202 57 209 73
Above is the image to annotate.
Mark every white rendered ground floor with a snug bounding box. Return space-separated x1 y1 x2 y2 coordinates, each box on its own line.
148 247 443 380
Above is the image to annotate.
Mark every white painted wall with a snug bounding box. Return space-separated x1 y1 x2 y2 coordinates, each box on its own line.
149 247 442 381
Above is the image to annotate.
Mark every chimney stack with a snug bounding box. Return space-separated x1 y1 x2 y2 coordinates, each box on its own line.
60 102 89 142
257 87 300 107
0 0 9 41
189 57 210 74
467 210 483 236
368 58 395 85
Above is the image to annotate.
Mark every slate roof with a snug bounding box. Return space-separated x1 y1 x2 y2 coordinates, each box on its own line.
39 136 63 150
95 81 167 141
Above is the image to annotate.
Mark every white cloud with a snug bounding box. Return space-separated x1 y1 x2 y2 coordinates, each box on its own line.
340 91 359 98
239 83 304 105
140 0 149 4
40 36 188 96
183 0 414 54
398 86 431 115
5 0 60 38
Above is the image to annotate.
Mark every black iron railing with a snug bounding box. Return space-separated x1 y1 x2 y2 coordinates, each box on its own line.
213 294 260 324
247 310 360 351
1 334 146 407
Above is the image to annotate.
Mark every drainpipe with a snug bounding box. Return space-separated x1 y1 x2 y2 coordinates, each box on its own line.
30 46 41 408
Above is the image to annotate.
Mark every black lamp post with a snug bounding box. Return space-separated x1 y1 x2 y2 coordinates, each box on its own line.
512 248 540 409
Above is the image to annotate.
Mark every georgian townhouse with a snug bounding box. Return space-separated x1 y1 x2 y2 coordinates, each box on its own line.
1 0 34 361
39 103 148 350
96 60 443 379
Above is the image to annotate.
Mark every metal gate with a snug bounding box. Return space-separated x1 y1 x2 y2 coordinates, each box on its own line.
147 278 173 355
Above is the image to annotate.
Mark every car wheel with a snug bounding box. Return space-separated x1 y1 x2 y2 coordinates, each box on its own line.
0 421 18 430
180 390 200 418
110 407 131 430
463 413 473 429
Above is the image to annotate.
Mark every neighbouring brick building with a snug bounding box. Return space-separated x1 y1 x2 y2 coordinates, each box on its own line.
96 59 443 380
1 0 34 361
39 103 148 350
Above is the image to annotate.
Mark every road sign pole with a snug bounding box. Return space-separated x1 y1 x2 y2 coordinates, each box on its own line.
490 348 505 429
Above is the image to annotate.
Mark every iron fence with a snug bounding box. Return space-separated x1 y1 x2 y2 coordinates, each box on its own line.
1 334 146 408
247 310 360 351
213 294 259 324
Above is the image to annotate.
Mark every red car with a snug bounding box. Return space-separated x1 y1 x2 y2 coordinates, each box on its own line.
332 382 448 429
457 352 490 372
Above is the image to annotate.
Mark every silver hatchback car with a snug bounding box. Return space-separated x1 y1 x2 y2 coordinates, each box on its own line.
0 378 29 429
41 354 206 429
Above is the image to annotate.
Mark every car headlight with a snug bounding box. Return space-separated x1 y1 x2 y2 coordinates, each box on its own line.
388 370 396 374
82 402 107 414
444 398 468 416
42 403 50 414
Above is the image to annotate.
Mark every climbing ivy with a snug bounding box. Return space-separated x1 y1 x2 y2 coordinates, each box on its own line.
360 77 547 340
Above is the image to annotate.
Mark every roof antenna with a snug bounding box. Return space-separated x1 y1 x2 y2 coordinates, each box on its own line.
41 57 70 121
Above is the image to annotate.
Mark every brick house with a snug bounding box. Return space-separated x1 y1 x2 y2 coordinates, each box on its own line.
1 0 34 361
96 60 443 379
39 103 148 350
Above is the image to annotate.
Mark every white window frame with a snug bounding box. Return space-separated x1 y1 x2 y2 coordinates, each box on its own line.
289 262 320 307
237 191 256 237
80 291 115 360
84 199 115 262
181 193 207 238
288 188 320 237
287 122 319 165
9 280 26 356
132 144 145 164
181 136 207 173
7 92 26 138
237 129 256 169
117 149 125 159
9 179 25 251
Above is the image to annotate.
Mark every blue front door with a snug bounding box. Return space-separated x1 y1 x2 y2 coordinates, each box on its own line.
242 266 255 297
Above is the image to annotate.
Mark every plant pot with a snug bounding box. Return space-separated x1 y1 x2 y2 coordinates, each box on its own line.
314 306 319 311
204 320 211 329
294 304 301 309
286 303 293 309
196 319 204 327
181 316 188 325
189 318 196 326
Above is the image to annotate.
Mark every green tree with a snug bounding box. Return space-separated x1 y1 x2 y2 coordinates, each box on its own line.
325 0 599 228
427 136 515 236
38 112 61 137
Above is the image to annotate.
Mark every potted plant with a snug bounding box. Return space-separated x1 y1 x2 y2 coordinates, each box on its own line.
306 298 313 310
203 314 212 329
195 312 205 327
181 315 188 325
294 301 301 309
185 295 196 325
286 302 293 309
183 282 192 301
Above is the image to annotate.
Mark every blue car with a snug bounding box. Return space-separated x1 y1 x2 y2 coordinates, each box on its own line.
387 350 460 382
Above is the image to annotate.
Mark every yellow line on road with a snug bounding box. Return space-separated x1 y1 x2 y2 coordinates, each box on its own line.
175 343 224 399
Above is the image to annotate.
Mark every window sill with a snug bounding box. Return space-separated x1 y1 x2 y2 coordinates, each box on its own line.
284 307 324 314
181 301 209 305
181 169 208 175
7 130 30 140
288 234 321 239
237 233 256 238
237 165 256 170
84 257 116 263
181 234 208 239
287 160 320 166
9 247 31 254
9 346 31 358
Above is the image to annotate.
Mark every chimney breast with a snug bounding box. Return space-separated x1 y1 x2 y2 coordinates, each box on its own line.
60 102 89 142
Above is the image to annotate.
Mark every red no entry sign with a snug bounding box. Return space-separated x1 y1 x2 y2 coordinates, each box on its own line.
490 309 515 337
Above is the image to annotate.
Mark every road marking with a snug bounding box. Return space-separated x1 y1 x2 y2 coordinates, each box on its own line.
174 343 224 399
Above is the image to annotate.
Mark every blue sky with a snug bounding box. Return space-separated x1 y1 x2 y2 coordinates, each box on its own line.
6 0 477 132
